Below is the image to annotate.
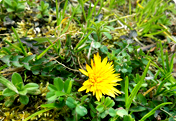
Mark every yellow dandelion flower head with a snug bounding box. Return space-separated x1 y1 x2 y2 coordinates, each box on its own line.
78 53 122 101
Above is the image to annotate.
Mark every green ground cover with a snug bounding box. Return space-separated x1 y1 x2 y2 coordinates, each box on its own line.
0 0 176 120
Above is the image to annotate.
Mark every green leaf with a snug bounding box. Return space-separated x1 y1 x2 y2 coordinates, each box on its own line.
17 4 25 10
11 55 23 67
24 83 39 91
31 65 41 75
130 106 147 112
89 103 97 113
104 97 115 108
18 88 27 95
64 78 73 94
66 97 77 109
4 0 13 7
137 93 147 105
12 72 24 90
123 115 135 121
54 78 64 91
46 91 57 102
127 46 133 53
19 95 29 105
5 95 18 107
48 84 57 92
100 110 108 118
96 105 104 113
1 55 11 66
76 105 88 117
81 94 90 104
27 89 41 95
116 108 128 117
37 14 42 19
140 102 172 121
121 68 128 73
169 117 176 121
55 91 66 96
41 102 61 108
93 42 101 49
100 45 108 53
7 8 14 12
103 32 112 39
95 101 101 105
3 88 16 97
0 75 18 93
105 26 115 30
101 96 105 102
108 108 116 117
22 55 36 70
33 58 46 65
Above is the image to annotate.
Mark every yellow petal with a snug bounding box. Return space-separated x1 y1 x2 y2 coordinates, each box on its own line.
78 86 87 92
91 59 94 68
86 64 93 73
113 88 121 94
79 69 88 76
96 90 101 101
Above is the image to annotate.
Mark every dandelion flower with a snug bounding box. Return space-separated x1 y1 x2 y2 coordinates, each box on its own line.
78 53 122 101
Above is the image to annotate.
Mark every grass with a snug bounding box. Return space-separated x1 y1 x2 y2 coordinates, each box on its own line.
0 0 176 120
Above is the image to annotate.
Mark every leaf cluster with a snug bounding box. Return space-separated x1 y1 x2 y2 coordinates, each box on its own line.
3 0 25 13
0 72 40 107
37 1 49 19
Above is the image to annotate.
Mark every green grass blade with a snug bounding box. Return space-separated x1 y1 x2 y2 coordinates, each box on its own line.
97 0 104 15
47 38 59 55
61 4 79 35
156 72 172 95
4 40 23 53
12 27 27 56
36 44 54 60
56 0 59 26
62 0 68 20
125 76 129 112
150 60 165 76
154 70 160 81
126 61 150 110
78 0 87 21
169 53 175 72
160 40 166 73
143 29 166 37
165 50 169 72
140 102 172 121
109 0 114 9
23 108 53 121
0 64 8 71
1 47 12 55
87 0 99 21
74 31 92 51
129 0 131 15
